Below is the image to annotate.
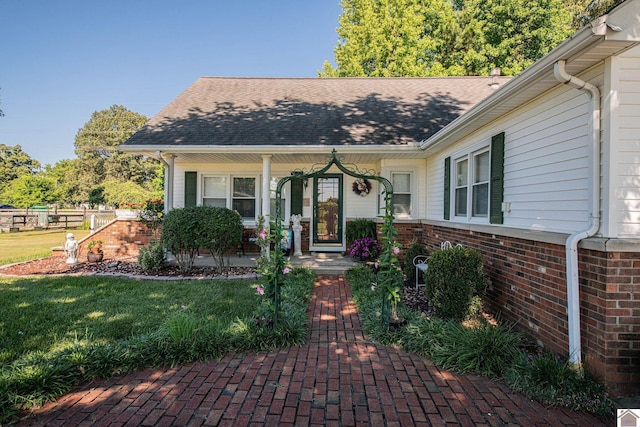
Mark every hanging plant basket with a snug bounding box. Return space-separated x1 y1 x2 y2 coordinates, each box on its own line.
352 178 371 197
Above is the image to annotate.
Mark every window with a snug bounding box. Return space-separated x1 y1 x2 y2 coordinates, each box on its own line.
203 176 226 207
392 172 411 217
453 149 489 218
202 175 258 220
232 177 256 219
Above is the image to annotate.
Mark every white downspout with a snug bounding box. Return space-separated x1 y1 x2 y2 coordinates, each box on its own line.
553 60 601 366
155 151 173 213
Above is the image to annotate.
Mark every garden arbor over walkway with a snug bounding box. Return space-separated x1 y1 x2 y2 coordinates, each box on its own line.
270 149 402 327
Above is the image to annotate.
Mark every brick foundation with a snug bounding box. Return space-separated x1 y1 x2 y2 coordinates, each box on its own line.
391 221 640 396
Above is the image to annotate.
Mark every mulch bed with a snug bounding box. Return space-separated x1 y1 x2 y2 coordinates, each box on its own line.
0 255 256 278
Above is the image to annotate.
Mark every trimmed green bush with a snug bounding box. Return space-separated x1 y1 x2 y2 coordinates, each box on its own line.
138 240 166 271
423 245 486 321
161 206 243 272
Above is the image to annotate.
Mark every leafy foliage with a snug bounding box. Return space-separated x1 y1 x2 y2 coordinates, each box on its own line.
161 206 243 272
345 218 377 246
0 144 40 189
199 207 244 271
322 0 578 77
73 105 158 202
423 245 486 321
345 267 616 418
505 352 615 418
138 240 166 271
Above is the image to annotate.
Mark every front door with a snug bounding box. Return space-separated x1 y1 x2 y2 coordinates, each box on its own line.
313 174 343 247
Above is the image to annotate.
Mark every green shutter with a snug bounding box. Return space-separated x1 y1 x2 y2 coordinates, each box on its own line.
184 172 197 207
290 178 303 215
490 132 505 224
443 157 451 220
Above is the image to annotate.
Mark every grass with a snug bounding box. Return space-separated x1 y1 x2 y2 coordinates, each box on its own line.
0 229 92 266
0 269 316 423
345 265 616 419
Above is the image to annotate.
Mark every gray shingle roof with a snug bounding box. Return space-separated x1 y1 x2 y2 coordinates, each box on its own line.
122 76 508 147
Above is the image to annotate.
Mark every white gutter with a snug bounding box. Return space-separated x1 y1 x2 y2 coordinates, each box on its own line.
155 151 173 212
553 60 601 366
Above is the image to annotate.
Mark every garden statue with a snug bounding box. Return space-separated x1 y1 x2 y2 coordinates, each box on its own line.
291 214 303 256
64 232 78 264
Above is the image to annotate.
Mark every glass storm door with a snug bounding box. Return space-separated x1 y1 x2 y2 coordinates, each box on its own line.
313 174 343 245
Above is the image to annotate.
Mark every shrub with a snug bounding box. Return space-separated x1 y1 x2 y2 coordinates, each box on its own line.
429 320 523 378
160 206 243 272
138 241 165 271
161 206 207 271
423 245 486 321
346 218 377 246
402 240 429 284
505 352 615 418
199 207 243 272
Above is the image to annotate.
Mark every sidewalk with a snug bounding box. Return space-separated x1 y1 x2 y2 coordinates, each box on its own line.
15 275 608 426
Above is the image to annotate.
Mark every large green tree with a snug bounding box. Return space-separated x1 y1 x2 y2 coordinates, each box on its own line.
321 0 582 77
0 144 41 190
0 174 59 208
73 105 159 203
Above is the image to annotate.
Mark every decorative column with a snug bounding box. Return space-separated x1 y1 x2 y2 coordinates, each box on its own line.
262 155 272 220
165 154 176 211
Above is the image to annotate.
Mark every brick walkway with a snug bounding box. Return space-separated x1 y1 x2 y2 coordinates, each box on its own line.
16 275 608 426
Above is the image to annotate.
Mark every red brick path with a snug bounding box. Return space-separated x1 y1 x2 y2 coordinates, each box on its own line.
16 276 608 426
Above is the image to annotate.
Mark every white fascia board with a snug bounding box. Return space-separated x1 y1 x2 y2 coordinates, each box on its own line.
119 144 423 155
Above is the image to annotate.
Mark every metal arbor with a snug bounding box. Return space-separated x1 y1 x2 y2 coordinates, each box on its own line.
270 149 398 326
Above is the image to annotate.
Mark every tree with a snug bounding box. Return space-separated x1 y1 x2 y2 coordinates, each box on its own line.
567 0 626 30
321 0 577 77
0 174 59 208
320 0 457 77
0 144 41 190
42 159 81 207
73 105 159 202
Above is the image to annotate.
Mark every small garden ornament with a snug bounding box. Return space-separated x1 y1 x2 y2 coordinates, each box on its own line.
64 233 78 264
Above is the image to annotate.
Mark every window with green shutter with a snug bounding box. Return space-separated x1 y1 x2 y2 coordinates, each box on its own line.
443 131 505 223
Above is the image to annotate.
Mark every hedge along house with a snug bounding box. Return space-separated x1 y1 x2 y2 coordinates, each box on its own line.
121 0 640 395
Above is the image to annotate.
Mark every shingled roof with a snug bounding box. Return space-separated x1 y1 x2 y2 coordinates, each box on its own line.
122 76 508 148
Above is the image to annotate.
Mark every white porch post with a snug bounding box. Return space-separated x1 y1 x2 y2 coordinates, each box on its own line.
261 154 272 221
166 154 175 211
261 155 272 258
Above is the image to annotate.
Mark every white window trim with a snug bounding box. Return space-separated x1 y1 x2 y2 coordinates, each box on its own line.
201 174 260 224
451 144 491 223
379 170 415 219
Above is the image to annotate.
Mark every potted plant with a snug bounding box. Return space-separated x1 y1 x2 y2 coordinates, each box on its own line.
86 240 104 262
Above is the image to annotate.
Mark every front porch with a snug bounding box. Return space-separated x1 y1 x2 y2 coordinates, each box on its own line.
190 251 360 275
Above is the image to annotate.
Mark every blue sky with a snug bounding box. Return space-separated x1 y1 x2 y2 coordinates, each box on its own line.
0 1 341 166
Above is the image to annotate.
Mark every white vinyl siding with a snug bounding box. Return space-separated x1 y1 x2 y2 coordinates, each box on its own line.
427 68 600 234
607 46 640 237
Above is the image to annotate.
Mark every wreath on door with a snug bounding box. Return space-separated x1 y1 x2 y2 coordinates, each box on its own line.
352 178 371 197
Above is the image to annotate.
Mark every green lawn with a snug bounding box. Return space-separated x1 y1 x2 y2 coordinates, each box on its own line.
0 229 92 266
0 275 260 365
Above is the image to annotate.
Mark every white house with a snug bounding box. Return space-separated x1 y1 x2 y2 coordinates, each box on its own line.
121 0 640 395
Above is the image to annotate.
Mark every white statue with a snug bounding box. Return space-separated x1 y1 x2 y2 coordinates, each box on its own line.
291 214 303 256
64 232 78 264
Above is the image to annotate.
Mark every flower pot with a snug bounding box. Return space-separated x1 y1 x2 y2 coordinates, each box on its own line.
87 251 104 263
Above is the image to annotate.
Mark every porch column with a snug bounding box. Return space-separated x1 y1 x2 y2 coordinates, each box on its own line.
165 154 176 211
261 155 272 221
